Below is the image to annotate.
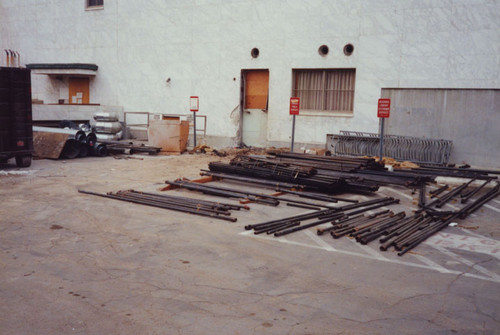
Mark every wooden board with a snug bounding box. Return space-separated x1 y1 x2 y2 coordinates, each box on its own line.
33 131 69 159
244 70 269 109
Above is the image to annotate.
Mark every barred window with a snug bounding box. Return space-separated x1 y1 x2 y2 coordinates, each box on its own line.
87 0 103 8
292 69 356 113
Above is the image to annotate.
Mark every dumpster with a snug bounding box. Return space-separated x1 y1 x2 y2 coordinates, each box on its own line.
0 67 33 167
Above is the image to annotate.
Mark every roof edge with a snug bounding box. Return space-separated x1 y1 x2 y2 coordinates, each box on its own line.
26 63 98 71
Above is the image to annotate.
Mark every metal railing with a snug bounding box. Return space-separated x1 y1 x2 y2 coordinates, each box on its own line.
327 131 453 166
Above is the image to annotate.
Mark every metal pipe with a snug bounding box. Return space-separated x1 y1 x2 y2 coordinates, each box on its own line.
61 139 81 159
355 215 407 245
33 126 87 142
286 203 322 210
131 190 249 211
352 212 405 237
245 197 395 231
91 143 108 157
253 221 299 235
274 213 345 237
418 182 426 208
330 213 393 239
266 222 301 234
123 190 249 212
277 189 362 203
429 184 449 197
85 132 97 148
166 180 279 206
459 185 500 219
168 180 333 208
397 215 458 256
460 178 493 203
114 192 233 216
79 190 237 222
78 144 89 158
379 217 432 251
200 171 304 189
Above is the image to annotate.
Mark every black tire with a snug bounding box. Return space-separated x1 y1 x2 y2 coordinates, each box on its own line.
15 155 32 168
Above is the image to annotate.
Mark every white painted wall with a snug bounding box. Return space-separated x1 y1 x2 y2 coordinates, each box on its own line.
1 0 499 147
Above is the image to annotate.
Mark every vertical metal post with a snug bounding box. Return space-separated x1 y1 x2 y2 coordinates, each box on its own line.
193 111 197 148
291 114 296 152
379 118 385 162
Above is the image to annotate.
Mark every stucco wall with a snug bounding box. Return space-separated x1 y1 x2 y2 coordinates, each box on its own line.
1 0 499 146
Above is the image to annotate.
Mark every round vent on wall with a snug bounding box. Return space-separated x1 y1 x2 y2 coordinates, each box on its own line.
251 48 260 58
318 45 329 56
343 44 354 56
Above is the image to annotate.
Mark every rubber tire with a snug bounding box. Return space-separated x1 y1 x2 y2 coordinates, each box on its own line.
15 155 32 168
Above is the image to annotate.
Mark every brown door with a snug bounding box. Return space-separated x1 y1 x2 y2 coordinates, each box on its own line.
68 77 90 104
241 69 269 147
244 70 269 109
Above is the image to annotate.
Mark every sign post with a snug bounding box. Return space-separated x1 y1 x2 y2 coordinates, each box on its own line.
190 96 199 148
289 97 300 152
377 98 391 162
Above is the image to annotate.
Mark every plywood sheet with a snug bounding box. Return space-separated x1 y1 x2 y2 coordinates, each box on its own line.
245 70 269 109
33 131 69 159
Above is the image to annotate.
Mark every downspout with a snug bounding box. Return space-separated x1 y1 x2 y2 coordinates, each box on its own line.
5 50 9 67
15 51 20 67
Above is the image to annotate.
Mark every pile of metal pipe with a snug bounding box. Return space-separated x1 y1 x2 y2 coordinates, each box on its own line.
166 180 280 206
78 189 244 222
33 126 105 159
421 179 499 217
244 197 399 236
268 151 385 172
167 179 367 208
210 152 436 195
406 166 500 180
98 140 161 155
200 170 305 190
314 210 448 256
208 161 367 194
276 189 359 204
233 155 317 177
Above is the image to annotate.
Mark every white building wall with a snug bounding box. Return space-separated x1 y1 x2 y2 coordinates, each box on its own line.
1 0 499 146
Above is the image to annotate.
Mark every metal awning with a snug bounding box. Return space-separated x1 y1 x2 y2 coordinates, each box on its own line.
26 63 98 77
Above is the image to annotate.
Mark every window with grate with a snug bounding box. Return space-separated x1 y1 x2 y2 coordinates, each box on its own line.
87 0 103 8
292 69 356 113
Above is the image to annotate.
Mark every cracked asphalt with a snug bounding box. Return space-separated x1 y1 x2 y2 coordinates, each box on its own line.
1 155 499 335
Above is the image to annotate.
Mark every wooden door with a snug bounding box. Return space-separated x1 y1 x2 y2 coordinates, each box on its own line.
242 69 269 147
244 70 269 109
68 77 89 104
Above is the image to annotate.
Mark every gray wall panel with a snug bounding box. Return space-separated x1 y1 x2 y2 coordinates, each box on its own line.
382 89 500 168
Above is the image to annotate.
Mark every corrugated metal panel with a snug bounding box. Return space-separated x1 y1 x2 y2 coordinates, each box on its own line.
382 88 500 168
